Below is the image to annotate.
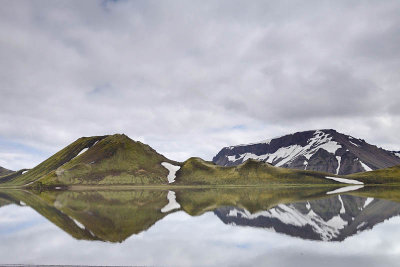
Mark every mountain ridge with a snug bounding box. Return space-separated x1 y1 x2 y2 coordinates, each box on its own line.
213 129 400 175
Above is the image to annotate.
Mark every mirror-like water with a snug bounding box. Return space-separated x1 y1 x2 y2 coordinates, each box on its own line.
1 187 400 266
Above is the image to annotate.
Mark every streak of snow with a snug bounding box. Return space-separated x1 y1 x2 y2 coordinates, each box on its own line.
306 202 311 210
336 156 341 175
360 161 372 171
326 185 364 195
21 170 28 175
161 162 181 183
161 191 181 213
325 176 364 185
349 141 360 147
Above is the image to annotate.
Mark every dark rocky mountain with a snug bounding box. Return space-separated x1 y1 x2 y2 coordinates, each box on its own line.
0 166 13 177
213 129 400 175
215 195 400 241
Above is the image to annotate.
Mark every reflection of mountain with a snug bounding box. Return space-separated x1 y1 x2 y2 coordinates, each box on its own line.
2 188 400 243
215 195 400 241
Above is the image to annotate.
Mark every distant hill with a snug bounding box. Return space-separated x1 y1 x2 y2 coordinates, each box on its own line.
175 157 342 185
213 129 400 175
0 166 13 177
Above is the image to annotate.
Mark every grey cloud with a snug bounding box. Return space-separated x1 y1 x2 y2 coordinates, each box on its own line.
0 0 399 169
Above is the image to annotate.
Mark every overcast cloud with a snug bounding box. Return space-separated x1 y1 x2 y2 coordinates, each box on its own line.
1 0 400 170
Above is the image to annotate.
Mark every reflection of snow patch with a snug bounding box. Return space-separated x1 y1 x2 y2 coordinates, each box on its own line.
327 185 364 195
20 201 26 206
161 191 181 213
325 176 364 185
338 195 345 214
364 197 374 208
72 218 85 230
161 162 181 183
326 215 347 229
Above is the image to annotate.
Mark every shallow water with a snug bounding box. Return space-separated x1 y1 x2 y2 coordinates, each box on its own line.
1 187 400 266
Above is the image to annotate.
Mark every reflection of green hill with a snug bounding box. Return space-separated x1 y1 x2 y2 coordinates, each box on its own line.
51 190 169 242
0 189 170 243
0 190 97 241
176 186 338 215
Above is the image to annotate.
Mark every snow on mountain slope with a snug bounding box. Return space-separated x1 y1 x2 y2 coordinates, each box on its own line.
213 129 400 175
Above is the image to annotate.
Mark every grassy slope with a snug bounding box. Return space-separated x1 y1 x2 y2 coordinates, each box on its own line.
347 165 400 184
175 157 342 186
0 166 13 177
39 134 178 186
0 136 107 186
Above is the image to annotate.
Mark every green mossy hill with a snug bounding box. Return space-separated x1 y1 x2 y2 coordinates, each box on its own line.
347 165 400 184
175 157 340 185
38 134 178 187
0 135 107 186
0 166 13 177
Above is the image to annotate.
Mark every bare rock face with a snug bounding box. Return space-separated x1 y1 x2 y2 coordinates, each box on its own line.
213 129 400 175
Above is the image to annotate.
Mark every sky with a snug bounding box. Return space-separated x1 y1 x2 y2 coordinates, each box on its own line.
1 0 400 170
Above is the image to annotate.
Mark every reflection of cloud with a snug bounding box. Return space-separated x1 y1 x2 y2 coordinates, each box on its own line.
2 205 400 266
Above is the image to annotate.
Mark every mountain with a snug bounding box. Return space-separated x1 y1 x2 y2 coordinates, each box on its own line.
215 195 400 241
0 166 13 177
213 129 400 175
0 134 179 187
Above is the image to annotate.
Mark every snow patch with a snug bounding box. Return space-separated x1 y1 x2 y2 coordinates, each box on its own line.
161 191 181 213
360 161 372 171
327 185 364 195
161 162 181 183
21 170 28 175
325 176 364 185
306 202 311 210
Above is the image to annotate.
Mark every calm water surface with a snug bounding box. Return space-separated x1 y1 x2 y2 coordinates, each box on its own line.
1 187 400 266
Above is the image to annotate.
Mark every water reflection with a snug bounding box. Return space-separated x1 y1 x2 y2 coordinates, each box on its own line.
1 187 400 265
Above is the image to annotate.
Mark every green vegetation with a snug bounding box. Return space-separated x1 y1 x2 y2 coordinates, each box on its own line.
347 165 400 184
175 157 341 186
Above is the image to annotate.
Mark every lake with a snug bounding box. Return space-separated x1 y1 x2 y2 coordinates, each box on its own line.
1 186 400 266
